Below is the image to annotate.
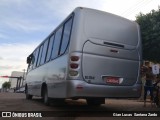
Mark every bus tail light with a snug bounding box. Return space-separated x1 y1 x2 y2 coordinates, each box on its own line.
71 56 79 61
69 70 78 76
70 63 78 69
69 55 80 77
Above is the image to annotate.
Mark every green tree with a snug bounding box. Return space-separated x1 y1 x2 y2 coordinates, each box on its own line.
2 81 11 89
136 7 160 62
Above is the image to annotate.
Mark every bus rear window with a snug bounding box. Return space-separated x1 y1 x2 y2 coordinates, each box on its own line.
84 10 138 46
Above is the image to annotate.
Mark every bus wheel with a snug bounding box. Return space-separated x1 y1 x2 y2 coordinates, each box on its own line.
42 86 50 106
51 99 65 106
25 86 32 100
86 98 105 106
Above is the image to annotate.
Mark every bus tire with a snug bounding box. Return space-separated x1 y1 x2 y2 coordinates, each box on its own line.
25 86 32 100
86 98 105 106
42 86 50 106
51 99 65 106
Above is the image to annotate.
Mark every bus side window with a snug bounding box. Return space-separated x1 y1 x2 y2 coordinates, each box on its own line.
51 26 63 59
31 52 35 68
40 39 49 65
46 34 55 62
33 48 39 69
37 45 43 67
60 17 73 55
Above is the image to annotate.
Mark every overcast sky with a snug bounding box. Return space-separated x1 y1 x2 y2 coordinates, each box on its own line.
0 0 159 87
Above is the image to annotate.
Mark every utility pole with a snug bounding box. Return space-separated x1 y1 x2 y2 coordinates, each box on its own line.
16 76 22 90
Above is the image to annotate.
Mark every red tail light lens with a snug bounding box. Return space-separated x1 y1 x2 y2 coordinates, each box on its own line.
70 63 78 69
76 84 83 89
71 56 79 61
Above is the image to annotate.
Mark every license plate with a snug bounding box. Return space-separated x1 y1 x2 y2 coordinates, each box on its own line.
105 76 120 84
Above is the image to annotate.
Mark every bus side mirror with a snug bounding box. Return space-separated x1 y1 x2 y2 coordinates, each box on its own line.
27 56 31 64
27 54 33 64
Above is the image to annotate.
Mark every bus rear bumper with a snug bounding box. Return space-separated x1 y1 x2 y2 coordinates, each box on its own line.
66 80 142 98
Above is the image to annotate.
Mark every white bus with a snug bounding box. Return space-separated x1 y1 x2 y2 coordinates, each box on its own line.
25 7 142 106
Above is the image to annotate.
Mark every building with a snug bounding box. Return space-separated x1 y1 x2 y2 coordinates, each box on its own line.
9 71 26 89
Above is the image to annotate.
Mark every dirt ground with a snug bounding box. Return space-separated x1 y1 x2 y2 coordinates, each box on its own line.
0 92 160 120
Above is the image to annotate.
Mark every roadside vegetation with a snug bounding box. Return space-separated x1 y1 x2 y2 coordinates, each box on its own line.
136 7 160 63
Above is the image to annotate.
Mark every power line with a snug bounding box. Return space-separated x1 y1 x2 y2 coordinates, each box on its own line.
125 0 153 17
121 0 146 15
121 0 152 17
